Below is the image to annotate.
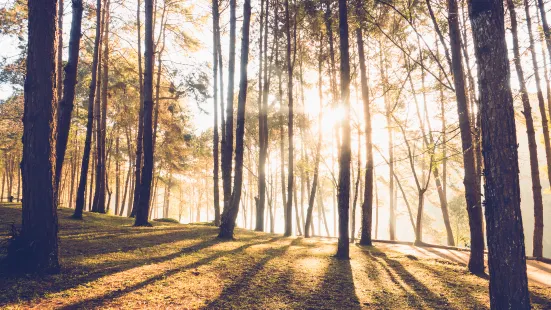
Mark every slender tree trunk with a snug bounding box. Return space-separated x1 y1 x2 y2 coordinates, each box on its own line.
468 1 530 307
524 0 548 258
212 0 221 226
131 0 144 218
256 0 266 232
114 135 120 215
13 0 59 273
92 0 109 214
283 0 294 237
218 0 252 239
448 0 485 274
356 25 373 246
134 0 154 226
335 0 351 259
221 0 237 210
73 0 102 219
55 0 83 198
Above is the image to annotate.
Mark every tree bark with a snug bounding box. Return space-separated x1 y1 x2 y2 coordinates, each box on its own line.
55 0 83 198
524 0 547 258
14 0 60 273
212 0 221 226
73 0 102 219
218 0 251 239
336 0 351 259
134 0 154 226
468 1 530 307
448 0 485 274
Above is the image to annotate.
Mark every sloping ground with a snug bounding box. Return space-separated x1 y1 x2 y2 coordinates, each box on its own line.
0 204 550 309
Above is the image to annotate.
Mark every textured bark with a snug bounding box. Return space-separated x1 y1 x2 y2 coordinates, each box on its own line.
448 0 485 274
468 1 530 308
212 0 221 227
524 0 548 258
218 0 251 239
134 0 154 226
507 0 544 259
14 0 59 273
336 0 351 259
73 0 102 219
55 0 83 198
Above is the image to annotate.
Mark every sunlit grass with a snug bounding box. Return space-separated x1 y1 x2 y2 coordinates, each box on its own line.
0 204 550 309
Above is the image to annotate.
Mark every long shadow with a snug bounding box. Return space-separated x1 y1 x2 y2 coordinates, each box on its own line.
305 256 361 309
58 236 284 309
420 247 468 266
366 247 455 308
0 236 223 306
203 238 298 309
361 248 425 308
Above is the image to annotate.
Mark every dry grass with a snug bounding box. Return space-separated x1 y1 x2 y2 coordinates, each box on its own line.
0 204 550 309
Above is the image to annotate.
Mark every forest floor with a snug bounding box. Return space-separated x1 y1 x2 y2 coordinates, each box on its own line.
0 204 550 309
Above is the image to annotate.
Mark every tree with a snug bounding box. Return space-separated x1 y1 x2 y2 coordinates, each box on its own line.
335 0 351 259
283 0 294 237
8 0 60 273
218 0 252 239
73 0 103 219
468 0 530 307
356 12 373 246
55 0 83 196
134 0 154 226
507 0 544 259
212 0 221 226
447 0 485 274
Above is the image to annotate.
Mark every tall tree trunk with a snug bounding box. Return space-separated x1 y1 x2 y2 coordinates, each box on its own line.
131 0 144 218
221 0 237 209
524 0 548 258
357 24 373 246
55 0 83 197
114 135 120 215
468 1 530 307
336 0 351 259
448 0 485 274
218 0 252 239
134 0 154 226
73 0 102 219
212 0 221 226
283 0 294 237
13 0 59 273
305 33 323 238
92 0 109 214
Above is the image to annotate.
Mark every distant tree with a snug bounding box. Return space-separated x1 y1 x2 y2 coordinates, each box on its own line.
468 0 530 307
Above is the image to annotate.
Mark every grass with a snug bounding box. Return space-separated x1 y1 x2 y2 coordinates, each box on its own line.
0 203 549 309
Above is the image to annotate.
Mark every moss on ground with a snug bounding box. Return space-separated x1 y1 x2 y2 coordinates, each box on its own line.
0 204 550 309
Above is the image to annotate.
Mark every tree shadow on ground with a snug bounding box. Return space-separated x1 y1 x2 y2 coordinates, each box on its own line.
305 256 361 309
57 236 284 309
0 206 278 306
